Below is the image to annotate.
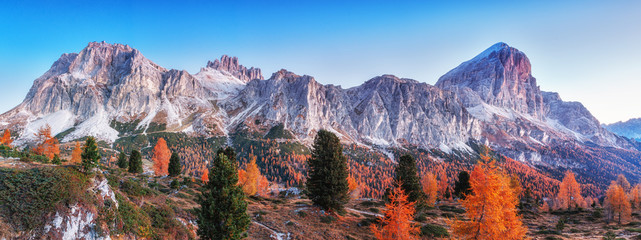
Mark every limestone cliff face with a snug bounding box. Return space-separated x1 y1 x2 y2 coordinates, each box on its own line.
206 55 263 83
0 42 236 143
435 42 632 161
225 71 480 149
437 42 545 119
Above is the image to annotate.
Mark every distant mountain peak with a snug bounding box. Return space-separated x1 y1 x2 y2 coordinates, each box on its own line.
84 41 132 51
436 42 542 118
268 69 316 83
364 74 419 85
471 42 513 60
206 55 263 82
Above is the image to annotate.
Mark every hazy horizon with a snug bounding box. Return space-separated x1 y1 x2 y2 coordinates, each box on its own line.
1 0 639 124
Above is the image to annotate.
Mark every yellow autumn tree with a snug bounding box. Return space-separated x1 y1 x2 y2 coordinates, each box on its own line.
630 184 641 210
616 174 631 192
0 129 12 147
239 154 270 196
450 159 527 240
33 125 60 159
371 184 419 240
421 171 438 207
557 170 583 210
71 141 83 164
151 138 171 176
242 154 260 195
347 175 361 199
434 167 449 200
605 181 631 224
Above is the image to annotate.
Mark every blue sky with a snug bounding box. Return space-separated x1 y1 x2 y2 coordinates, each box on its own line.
0 0 639 123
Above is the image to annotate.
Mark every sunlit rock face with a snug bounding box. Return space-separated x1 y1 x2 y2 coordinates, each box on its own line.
437 42 545 119
206 55 263 83
435 42 632 160
224 71 480 149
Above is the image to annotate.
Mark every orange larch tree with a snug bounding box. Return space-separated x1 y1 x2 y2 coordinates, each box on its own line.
605 181 631 224
630 184 641 210
616 174 631 192
434 166 448 200
239 154 270 196
371 184 419 240
33 125 60 159
71 141 83 164
0 129 12 147
421 171 438 207
241 154 260 195
151 138 171 176
540 201 550 213
347 175 361 199
557 170 584 210
450 159 527 240
201 168 209 183
257 174 269 196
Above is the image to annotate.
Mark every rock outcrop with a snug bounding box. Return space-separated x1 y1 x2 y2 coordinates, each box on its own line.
206 55 263 83
225 71 480 149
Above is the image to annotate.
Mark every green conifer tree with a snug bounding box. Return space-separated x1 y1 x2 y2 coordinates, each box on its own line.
306 129 350 212
81 137 101 173
217 147 236 162
128 150 143 174
454 171 472 199
168 152 181 177
394 154 424 203
52 154 62 165
117 151 128 169
197 153 250 240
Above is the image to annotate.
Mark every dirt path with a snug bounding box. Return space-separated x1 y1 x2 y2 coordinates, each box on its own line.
252 221 290 240
346 207 383 218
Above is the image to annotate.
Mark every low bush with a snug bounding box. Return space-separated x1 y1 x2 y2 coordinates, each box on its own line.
320 215 336 224
420 224 449 238
120 179 154 197
0 167 91 230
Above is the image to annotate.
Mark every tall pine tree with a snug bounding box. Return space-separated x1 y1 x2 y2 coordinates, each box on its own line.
117 152 128 169
306 130 349 212
128 150 143 174
217 147 236 162
394 154 424 203
81 137 100 173
197 153 250 240
454 171 472 199
168 152 181 177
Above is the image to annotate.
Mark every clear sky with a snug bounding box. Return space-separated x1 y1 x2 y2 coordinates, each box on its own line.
0 0 639 124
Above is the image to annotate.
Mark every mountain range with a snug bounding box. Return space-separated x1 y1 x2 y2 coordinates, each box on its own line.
1 41 640 191
605 118 641 141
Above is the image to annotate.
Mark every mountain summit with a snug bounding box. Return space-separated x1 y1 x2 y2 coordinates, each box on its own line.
436 42 544 118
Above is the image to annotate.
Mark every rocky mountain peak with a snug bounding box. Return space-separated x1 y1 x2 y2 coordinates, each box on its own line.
363 74 419 87
206 55 263 82
436 42 544 118
267 69 318 85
